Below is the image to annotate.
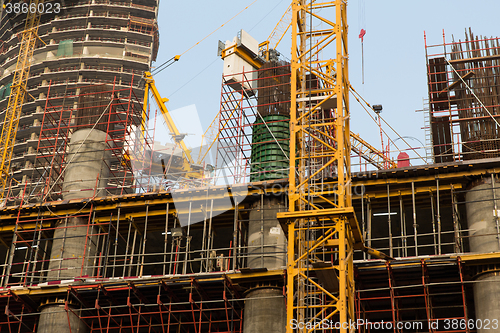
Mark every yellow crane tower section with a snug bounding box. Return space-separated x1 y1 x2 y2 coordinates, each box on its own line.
0 0 44 200
277 1 363 331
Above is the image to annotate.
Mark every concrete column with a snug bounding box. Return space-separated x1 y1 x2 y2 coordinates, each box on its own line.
44 128 108 280
46 217 97 279
244 197 286 333
62 128 111 200
466 177 500 333
247 197 286 269
466 179 500 253
473 272 500 332
39 128 111 333
38 303 87 333
46 128 109 279
243 288 286 333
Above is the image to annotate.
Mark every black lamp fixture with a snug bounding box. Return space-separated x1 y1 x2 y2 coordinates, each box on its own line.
373 104 383 113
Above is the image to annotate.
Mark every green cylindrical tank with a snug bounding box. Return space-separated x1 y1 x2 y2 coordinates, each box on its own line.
250 114 290 182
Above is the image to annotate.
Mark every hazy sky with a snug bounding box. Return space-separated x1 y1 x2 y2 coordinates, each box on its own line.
151 0 500 166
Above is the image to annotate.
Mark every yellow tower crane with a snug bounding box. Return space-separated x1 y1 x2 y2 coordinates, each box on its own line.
142 71 205 181
277 1 362 331
0 0 44 200
258 4 292 61
217 2 391 330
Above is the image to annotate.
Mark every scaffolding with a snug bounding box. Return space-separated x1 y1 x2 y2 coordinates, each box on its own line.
0 275 253 332
0 0 158 203
0 161 497 330
27 79 154 203
0 184 288 287
216 61 291 184
356 258 471 332
216 62 399 186
355 172 466 259
425 30 500 163
0 259 477 332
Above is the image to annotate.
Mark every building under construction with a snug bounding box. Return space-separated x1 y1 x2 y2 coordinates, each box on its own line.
0 1 499 332
0 0 159 202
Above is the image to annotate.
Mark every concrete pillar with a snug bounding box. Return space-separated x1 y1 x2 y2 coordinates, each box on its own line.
466 177 500 333
62 128 111 200
473 272 500 332
243 288 286 333
39 128 111 333
247 197 286 269
244 197 286 333
38 302 87 333
466 179 500 253
46 217 97 279
46 128 109 279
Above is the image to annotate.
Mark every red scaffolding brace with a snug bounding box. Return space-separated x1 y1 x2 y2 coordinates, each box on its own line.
30 79 154 202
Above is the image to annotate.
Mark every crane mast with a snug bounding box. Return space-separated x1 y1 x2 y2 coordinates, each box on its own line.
277 1 363 331
0 0 43 200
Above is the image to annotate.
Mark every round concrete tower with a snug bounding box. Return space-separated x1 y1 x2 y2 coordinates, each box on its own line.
466 177 500 333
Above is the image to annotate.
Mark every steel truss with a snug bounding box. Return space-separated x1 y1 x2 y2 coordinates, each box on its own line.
278 1 363 332
0 0 43 200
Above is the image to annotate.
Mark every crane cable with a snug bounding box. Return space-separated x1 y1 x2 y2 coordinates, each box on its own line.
152 0 259 76
358 0 366 84
350 84 428 165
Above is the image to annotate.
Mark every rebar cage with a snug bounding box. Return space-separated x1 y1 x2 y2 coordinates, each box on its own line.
426 30 500 163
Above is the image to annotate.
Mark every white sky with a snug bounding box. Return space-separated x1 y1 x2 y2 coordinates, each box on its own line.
151 0 500 166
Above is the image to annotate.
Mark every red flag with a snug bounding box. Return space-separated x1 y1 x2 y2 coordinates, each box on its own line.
359 29 366 42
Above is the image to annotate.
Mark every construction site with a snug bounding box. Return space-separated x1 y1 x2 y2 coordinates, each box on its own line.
0 0 499 332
